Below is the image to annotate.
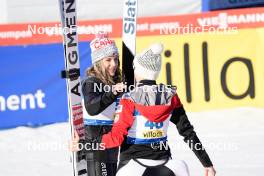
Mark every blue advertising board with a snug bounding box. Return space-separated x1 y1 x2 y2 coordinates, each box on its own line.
0 42 91 129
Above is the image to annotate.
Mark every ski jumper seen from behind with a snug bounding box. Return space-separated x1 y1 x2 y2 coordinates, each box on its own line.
101 43 217 176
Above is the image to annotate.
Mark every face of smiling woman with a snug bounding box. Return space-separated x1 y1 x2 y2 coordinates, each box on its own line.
101 54 119 77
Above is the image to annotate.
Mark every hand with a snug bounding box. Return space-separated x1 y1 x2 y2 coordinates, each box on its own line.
205 166 216 176
69 129 80 152
112 82 127 94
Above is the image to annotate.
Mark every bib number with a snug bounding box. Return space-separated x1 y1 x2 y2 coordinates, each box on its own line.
145 121 163 129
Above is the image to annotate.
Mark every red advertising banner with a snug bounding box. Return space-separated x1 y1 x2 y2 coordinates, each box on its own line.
0 7 264 46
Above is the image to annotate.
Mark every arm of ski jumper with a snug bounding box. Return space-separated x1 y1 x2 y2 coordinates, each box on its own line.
101 98 135 148
82 77 118 115
170 95 213 167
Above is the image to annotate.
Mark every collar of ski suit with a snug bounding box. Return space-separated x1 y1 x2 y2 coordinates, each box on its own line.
133 95 181 123
137 80 157 86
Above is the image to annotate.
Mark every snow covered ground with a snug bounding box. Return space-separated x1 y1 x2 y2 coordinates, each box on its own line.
0 107 263 176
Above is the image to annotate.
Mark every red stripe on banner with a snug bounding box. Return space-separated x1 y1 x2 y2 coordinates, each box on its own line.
1 7 264 46
72 105 84 131
72 104 83 111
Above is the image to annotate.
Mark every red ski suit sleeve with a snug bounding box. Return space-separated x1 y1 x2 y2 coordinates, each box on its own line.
101 98 135 149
